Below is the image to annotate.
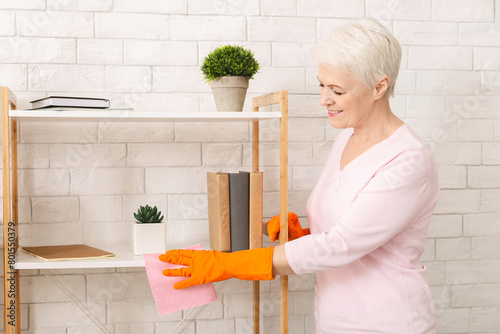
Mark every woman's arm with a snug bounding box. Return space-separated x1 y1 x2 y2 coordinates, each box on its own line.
272 244 295 276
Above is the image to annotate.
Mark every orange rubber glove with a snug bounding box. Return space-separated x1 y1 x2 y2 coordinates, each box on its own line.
159 247 275 289
266 212 310 242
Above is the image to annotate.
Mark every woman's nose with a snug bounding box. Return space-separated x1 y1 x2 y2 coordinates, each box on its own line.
320 90 334 107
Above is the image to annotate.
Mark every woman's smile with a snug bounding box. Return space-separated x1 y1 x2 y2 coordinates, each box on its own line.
328 110 344 117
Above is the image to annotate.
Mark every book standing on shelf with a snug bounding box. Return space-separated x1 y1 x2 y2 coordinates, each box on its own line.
30 96 110 109
246 171 263 249
207 172 231 252
229 172 250 252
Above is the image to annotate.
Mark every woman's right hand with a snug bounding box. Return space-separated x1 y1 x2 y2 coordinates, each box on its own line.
266 212 310 242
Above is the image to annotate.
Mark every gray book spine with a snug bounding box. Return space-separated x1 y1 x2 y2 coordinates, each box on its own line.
229 172 250 252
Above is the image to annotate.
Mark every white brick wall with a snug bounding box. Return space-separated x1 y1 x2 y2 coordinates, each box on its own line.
95 13 170 40
30 65 106 92
0 1 499 333
17 11 94 38
408 46 473 70
113 0 186 14
432 0 495 22
0 38 75 63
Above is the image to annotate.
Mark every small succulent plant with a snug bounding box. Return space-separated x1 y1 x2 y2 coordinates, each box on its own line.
134 205 164 224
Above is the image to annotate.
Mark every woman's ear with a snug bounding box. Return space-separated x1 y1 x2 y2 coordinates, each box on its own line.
374 76 390 100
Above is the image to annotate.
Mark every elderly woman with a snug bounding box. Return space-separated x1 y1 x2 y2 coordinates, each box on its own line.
161 18 439 334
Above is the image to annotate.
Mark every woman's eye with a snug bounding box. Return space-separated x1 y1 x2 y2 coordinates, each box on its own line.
319 84 343 95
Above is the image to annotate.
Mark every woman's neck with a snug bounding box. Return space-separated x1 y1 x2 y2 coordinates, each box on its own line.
351 98 403 146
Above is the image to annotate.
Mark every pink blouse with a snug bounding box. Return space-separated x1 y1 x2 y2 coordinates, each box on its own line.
285 124 439 333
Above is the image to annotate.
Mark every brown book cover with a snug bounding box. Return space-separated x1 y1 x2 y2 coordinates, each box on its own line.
207 172 231 252
248 172 263 249
21 244 117 261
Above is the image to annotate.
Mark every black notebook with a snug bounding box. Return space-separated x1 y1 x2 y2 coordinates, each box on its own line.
30 96 110 109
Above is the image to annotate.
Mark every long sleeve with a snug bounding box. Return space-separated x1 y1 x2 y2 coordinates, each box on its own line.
285 148 439 275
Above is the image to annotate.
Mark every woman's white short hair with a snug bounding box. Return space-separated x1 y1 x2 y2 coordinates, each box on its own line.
314 18 402 99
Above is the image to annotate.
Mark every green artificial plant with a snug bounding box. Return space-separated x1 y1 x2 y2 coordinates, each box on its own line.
201 45 260 84
134 205 164 224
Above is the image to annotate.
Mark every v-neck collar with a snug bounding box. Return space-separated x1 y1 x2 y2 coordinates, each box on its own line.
338 123 408 173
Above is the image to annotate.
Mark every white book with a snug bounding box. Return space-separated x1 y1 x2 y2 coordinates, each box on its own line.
30 96 110 109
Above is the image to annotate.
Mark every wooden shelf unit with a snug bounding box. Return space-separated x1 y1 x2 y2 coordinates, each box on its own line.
1 87 289 334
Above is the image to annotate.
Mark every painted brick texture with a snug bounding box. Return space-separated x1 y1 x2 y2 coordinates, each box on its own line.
0 0 499 333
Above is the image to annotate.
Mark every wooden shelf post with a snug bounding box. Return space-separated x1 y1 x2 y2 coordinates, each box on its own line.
252 97 261 334
278 90 289 334
2 86 20 334
251 91 288 334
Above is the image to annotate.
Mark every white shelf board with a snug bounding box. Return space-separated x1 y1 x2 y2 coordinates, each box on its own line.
15 244 145 270
10 109 282 122
14 241 211 270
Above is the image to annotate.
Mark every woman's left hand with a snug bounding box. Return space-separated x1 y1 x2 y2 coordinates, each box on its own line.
266 212 310 242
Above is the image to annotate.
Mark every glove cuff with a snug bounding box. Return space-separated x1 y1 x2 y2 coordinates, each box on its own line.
228 247 275 281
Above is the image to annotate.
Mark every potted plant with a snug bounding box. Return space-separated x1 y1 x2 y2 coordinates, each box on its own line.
201 45 260 112
132 205 166 255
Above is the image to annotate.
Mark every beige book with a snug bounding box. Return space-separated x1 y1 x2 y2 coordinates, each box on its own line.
207 172 231 252
248 172 263 249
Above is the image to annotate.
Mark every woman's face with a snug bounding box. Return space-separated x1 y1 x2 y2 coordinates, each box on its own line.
318 64 376 129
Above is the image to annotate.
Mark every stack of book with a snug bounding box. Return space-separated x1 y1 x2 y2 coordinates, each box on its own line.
207 171 263 252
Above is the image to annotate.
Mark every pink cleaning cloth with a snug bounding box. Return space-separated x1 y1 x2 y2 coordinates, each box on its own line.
143 244 218 315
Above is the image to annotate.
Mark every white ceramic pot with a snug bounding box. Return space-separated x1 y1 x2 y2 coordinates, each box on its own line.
210 76 249 111
132 222 166 255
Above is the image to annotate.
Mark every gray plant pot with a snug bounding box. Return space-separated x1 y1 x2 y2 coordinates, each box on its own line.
210 76 249 112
